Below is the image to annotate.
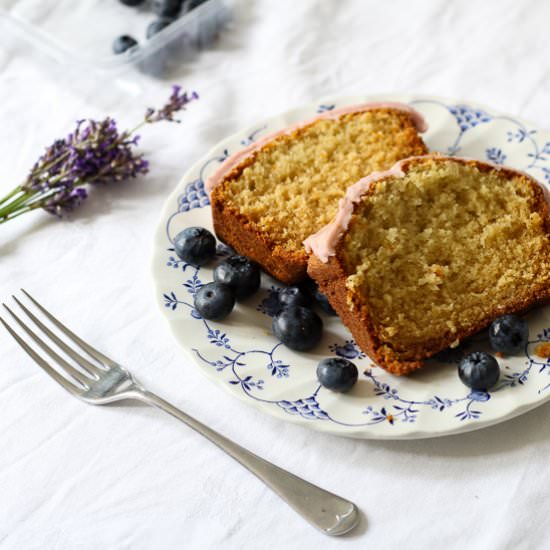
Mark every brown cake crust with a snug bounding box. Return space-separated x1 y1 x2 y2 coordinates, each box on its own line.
211 198 308 283
307 157 550 375
210 109 428 285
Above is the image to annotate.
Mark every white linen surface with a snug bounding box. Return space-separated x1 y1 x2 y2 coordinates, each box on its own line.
2 1 550 548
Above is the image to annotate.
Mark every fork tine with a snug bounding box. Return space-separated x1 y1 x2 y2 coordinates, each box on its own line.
20 289 116 369
3 304 92 387
11 295 105 377
1 316 80 396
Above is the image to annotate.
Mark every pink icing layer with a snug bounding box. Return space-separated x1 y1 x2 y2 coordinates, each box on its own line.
204 102 428 195
303 155 550 263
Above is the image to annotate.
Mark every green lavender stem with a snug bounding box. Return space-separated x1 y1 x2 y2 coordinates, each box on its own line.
0 187 22 208
0 192 53 223
0 188 30 219
0 205 40 224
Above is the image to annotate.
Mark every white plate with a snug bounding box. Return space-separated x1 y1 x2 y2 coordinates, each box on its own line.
152 94 550 439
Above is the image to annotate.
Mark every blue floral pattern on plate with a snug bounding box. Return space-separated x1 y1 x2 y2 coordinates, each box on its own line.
153 95 550 439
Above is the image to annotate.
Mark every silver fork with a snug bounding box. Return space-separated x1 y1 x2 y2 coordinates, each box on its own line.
1 290 359 536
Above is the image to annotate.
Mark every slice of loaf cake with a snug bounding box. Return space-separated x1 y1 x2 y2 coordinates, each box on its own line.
206 103 428 284
305 155 550 375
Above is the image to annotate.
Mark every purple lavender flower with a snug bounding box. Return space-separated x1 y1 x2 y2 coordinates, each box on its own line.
0 86 198 225
145 86 199 124
23 118 149 195
44 187 88 217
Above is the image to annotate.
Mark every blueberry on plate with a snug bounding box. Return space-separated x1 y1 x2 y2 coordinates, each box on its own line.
152 0 183 17
458 352 500 391
489 314 529 355
298 278 317 296
313 288 337 315
112 35 138 54
278 286 311 310
272 306 323 351
147 17 175 39
193 282 234 321
213 255 261 300
316 357 358 393
216 242 235 256
173 227 216 266
299 279 337 315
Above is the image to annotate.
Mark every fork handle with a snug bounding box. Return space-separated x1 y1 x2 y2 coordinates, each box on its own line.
135 389 358 536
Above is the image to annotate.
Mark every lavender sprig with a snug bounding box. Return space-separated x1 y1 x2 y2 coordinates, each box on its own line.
144 86 199 123
0 85 198 224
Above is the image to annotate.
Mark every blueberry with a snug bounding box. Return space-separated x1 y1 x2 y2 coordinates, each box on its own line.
152 0 183 17
458 352 500 391
173 227 216 266
278 286 311 310
119 0 145 5
272 306 323 351
299 279 337 315
112 35 138 54
193 282 234 321
314 289 337 315
489 315 529 355
216 242 235 256
213 256 261 300
316 357 358 393
299 278 317 296
147 18 175 39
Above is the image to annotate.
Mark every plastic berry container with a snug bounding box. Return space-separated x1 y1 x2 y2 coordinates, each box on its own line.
0 0 230 82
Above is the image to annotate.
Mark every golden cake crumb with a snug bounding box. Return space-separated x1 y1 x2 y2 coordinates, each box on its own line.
535 343 550 358
343 159 550 356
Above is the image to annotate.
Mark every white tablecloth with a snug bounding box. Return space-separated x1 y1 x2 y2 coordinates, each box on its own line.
2 1 550 548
